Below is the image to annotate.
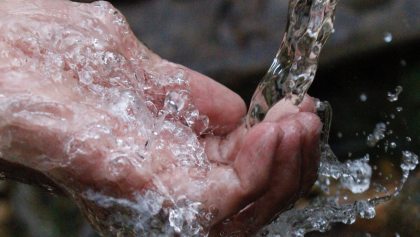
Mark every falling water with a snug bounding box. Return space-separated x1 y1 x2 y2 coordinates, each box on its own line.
247 0 338 126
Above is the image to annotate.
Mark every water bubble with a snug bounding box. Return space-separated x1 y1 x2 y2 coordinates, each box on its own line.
387 86 403 102
400 60 407 67
383 32 393 43
405 136 412 142
396 107 403 112
337 132 343 138
359 93 367 102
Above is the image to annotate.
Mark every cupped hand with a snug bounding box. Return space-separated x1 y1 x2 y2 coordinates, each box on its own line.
0 0 321 235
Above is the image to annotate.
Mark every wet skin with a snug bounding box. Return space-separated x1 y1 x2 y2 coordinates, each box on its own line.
0 0 321 235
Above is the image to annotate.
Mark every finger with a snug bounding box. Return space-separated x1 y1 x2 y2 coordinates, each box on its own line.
295 112 322 196
263 98 299 122
298 95 317 113
264 95 317 123
232 122 284 199
203 122 283 224
204 124 247 165
186 67 247 135
213 117 304 235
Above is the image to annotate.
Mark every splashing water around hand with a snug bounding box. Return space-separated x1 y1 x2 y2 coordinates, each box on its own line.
1 0 417 236
246 0 419 236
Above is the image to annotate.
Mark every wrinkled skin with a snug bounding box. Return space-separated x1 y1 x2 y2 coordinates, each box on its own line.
0 0 322 235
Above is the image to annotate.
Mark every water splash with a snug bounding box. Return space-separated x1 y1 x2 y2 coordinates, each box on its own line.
81 190 209 236
400 151 418 176
258 100 418 236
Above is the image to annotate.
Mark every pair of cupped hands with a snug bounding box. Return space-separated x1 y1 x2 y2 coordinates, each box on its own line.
0 0 321 235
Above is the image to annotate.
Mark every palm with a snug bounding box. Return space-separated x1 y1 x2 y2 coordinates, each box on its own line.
0 0 321 235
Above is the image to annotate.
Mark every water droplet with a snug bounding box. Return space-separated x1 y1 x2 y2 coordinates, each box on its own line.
383 32 393 43
401 151 419 171
337 132 343 138
41 184 54 192
359 93 367 102
373 183 388 193
387 86 403 102
356 201 376 219
366 123 386 147
340 156 372 193
390 142 397 149
400 60 407 67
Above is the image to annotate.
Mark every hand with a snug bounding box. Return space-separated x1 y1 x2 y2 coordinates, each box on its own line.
0 0 322 235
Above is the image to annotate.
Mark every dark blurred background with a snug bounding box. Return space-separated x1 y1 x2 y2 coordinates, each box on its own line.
1 0 419 236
